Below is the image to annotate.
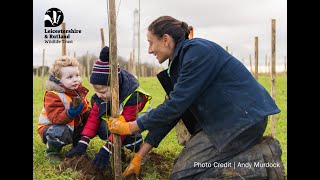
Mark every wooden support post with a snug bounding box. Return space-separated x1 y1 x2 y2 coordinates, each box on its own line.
254 36 259 79
61 22 66 56
131 9 138 77
128 51 132 73
100 28 105 49
109 0 122 179
268 57 271 74
141 65 144 77
86 51 90 78
132 49 136 75
42 49 45 89
141 65 143 77
249 54 253 74
137 2 141 80
270 19 277 137
265 54 268 73
284 55 287 77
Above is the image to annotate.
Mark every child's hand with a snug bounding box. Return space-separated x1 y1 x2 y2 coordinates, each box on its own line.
72 97 82 109
67 102 84 119
64 142 88 158
92 146 110 170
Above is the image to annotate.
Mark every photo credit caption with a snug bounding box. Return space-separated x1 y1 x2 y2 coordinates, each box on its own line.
194 161 281 169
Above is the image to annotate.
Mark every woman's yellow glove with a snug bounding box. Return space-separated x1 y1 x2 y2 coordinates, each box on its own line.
107 115 132 135
122 153 143 177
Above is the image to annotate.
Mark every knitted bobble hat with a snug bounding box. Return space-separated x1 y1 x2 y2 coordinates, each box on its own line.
90 46 120 85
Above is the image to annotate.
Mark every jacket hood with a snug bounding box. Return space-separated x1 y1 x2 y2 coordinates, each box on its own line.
45 80 66 92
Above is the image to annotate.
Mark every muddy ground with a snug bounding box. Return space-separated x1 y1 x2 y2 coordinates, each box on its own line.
58 151 172 180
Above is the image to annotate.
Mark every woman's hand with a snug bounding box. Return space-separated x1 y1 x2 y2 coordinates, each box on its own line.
107 115 132 135
122 153 143 177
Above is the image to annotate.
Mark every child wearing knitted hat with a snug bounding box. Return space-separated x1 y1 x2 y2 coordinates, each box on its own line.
38 56 91 163
65 46 152 171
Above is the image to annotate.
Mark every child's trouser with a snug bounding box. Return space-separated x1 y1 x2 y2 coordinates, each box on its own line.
43 124 75 155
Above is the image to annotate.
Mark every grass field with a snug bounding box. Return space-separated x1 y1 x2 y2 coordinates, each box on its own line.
33 74 287 179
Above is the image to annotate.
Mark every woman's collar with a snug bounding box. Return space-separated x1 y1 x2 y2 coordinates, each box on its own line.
171 37 186 61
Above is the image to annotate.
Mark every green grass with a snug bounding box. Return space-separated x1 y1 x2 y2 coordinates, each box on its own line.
33 74 287 179
258 74 287 175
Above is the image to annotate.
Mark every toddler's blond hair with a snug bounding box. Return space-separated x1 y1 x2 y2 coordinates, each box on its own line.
49 56 79 78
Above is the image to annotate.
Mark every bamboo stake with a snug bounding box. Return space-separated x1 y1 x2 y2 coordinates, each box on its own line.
109 0 122 179
270 19 277 137
254 36 259 79
61 22 66 56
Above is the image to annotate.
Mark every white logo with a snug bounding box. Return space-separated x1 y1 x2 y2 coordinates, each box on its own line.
44 8 64 27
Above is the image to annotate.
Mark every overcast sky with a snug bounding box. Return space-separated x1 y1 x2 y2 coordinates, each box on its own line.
33 0 287 70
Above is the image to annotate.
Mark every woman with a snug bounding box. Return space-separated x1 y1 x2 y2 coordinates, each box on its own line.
108 16 284 179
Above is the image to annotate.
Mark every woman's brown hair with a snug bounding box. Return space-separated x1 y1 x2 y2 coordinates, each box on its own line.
148 16 190 43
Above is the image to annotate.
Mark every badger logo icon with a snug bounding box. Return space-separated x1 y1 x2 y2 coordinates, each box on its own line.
44 8 64 27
